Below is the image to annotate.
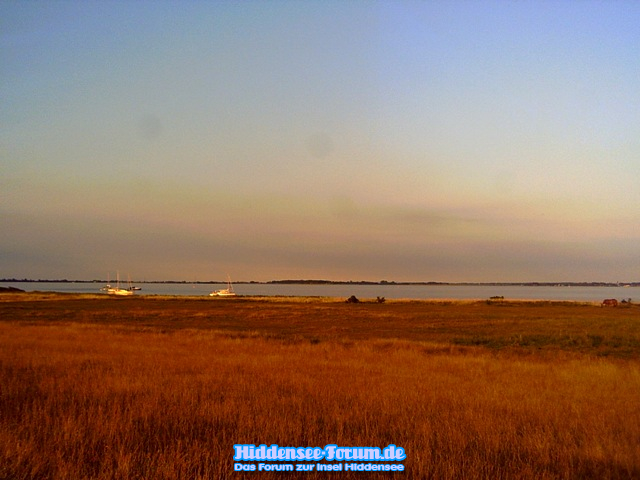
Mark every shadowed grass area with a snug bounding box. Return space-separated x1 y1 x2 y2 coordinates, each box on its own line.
1 294 639 478
1 293 639 358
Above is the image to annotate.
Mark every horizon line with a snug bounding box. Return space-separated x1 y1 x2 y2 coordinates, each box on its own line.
1 278 638 287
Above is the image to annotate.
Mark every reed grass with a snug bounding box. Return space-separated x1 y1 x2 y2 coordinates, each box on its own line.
1 295 639 478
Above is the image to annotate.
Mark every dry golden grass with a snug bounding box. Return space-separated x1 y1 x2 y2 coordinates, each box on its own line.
1 294 639 479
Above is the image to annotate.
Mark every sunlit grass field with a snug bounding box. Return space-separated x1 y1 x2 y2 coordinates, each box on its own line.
1 293 639 479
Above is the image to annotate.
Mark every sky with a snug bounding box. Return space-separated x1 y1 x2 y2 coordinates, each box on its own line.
1 0 639 282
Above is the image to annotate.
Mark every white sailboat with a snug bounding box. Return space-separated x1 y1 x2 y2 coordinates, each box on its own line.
126 274 142 291
209 275 237 297
102 271 134 296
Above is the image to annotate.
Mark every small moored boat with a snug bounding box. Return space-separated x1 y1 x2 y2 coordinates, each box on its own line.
210 275 237 297
101 271 134 296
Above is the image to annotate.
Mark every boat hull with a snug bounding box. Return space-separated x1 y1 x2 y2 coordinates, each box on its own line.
109 288 134 296
209 289 236 297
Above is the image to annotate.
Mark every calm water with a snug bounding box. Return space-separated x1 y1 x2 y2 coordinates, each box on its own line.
1 282 637 302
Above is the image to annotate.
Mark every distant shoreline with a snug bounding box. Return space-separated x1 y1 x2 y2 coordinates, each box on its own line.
1 279 638 287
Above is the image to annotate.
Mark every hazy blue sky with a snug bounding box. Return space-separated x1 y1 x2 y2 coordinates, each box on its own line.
2 0 639 282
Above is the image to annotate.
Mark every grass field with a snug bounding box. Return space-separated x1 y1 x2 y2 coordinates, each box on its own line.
1 293 639 479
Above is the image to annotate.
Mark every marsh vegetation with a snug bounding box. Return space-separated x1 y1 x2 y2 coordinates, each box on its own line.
1 294 639 478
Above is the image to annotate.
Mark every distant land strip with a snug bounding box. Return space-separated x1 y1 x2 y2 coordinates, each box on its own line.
1 278 638 287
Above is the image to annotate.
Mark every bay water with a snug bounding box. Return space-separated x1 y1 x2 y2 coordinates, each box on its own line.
1 281 636 302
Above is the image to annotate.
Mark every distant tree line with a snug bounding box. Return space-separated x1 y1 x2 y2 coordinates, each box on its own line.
2 278 639 287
